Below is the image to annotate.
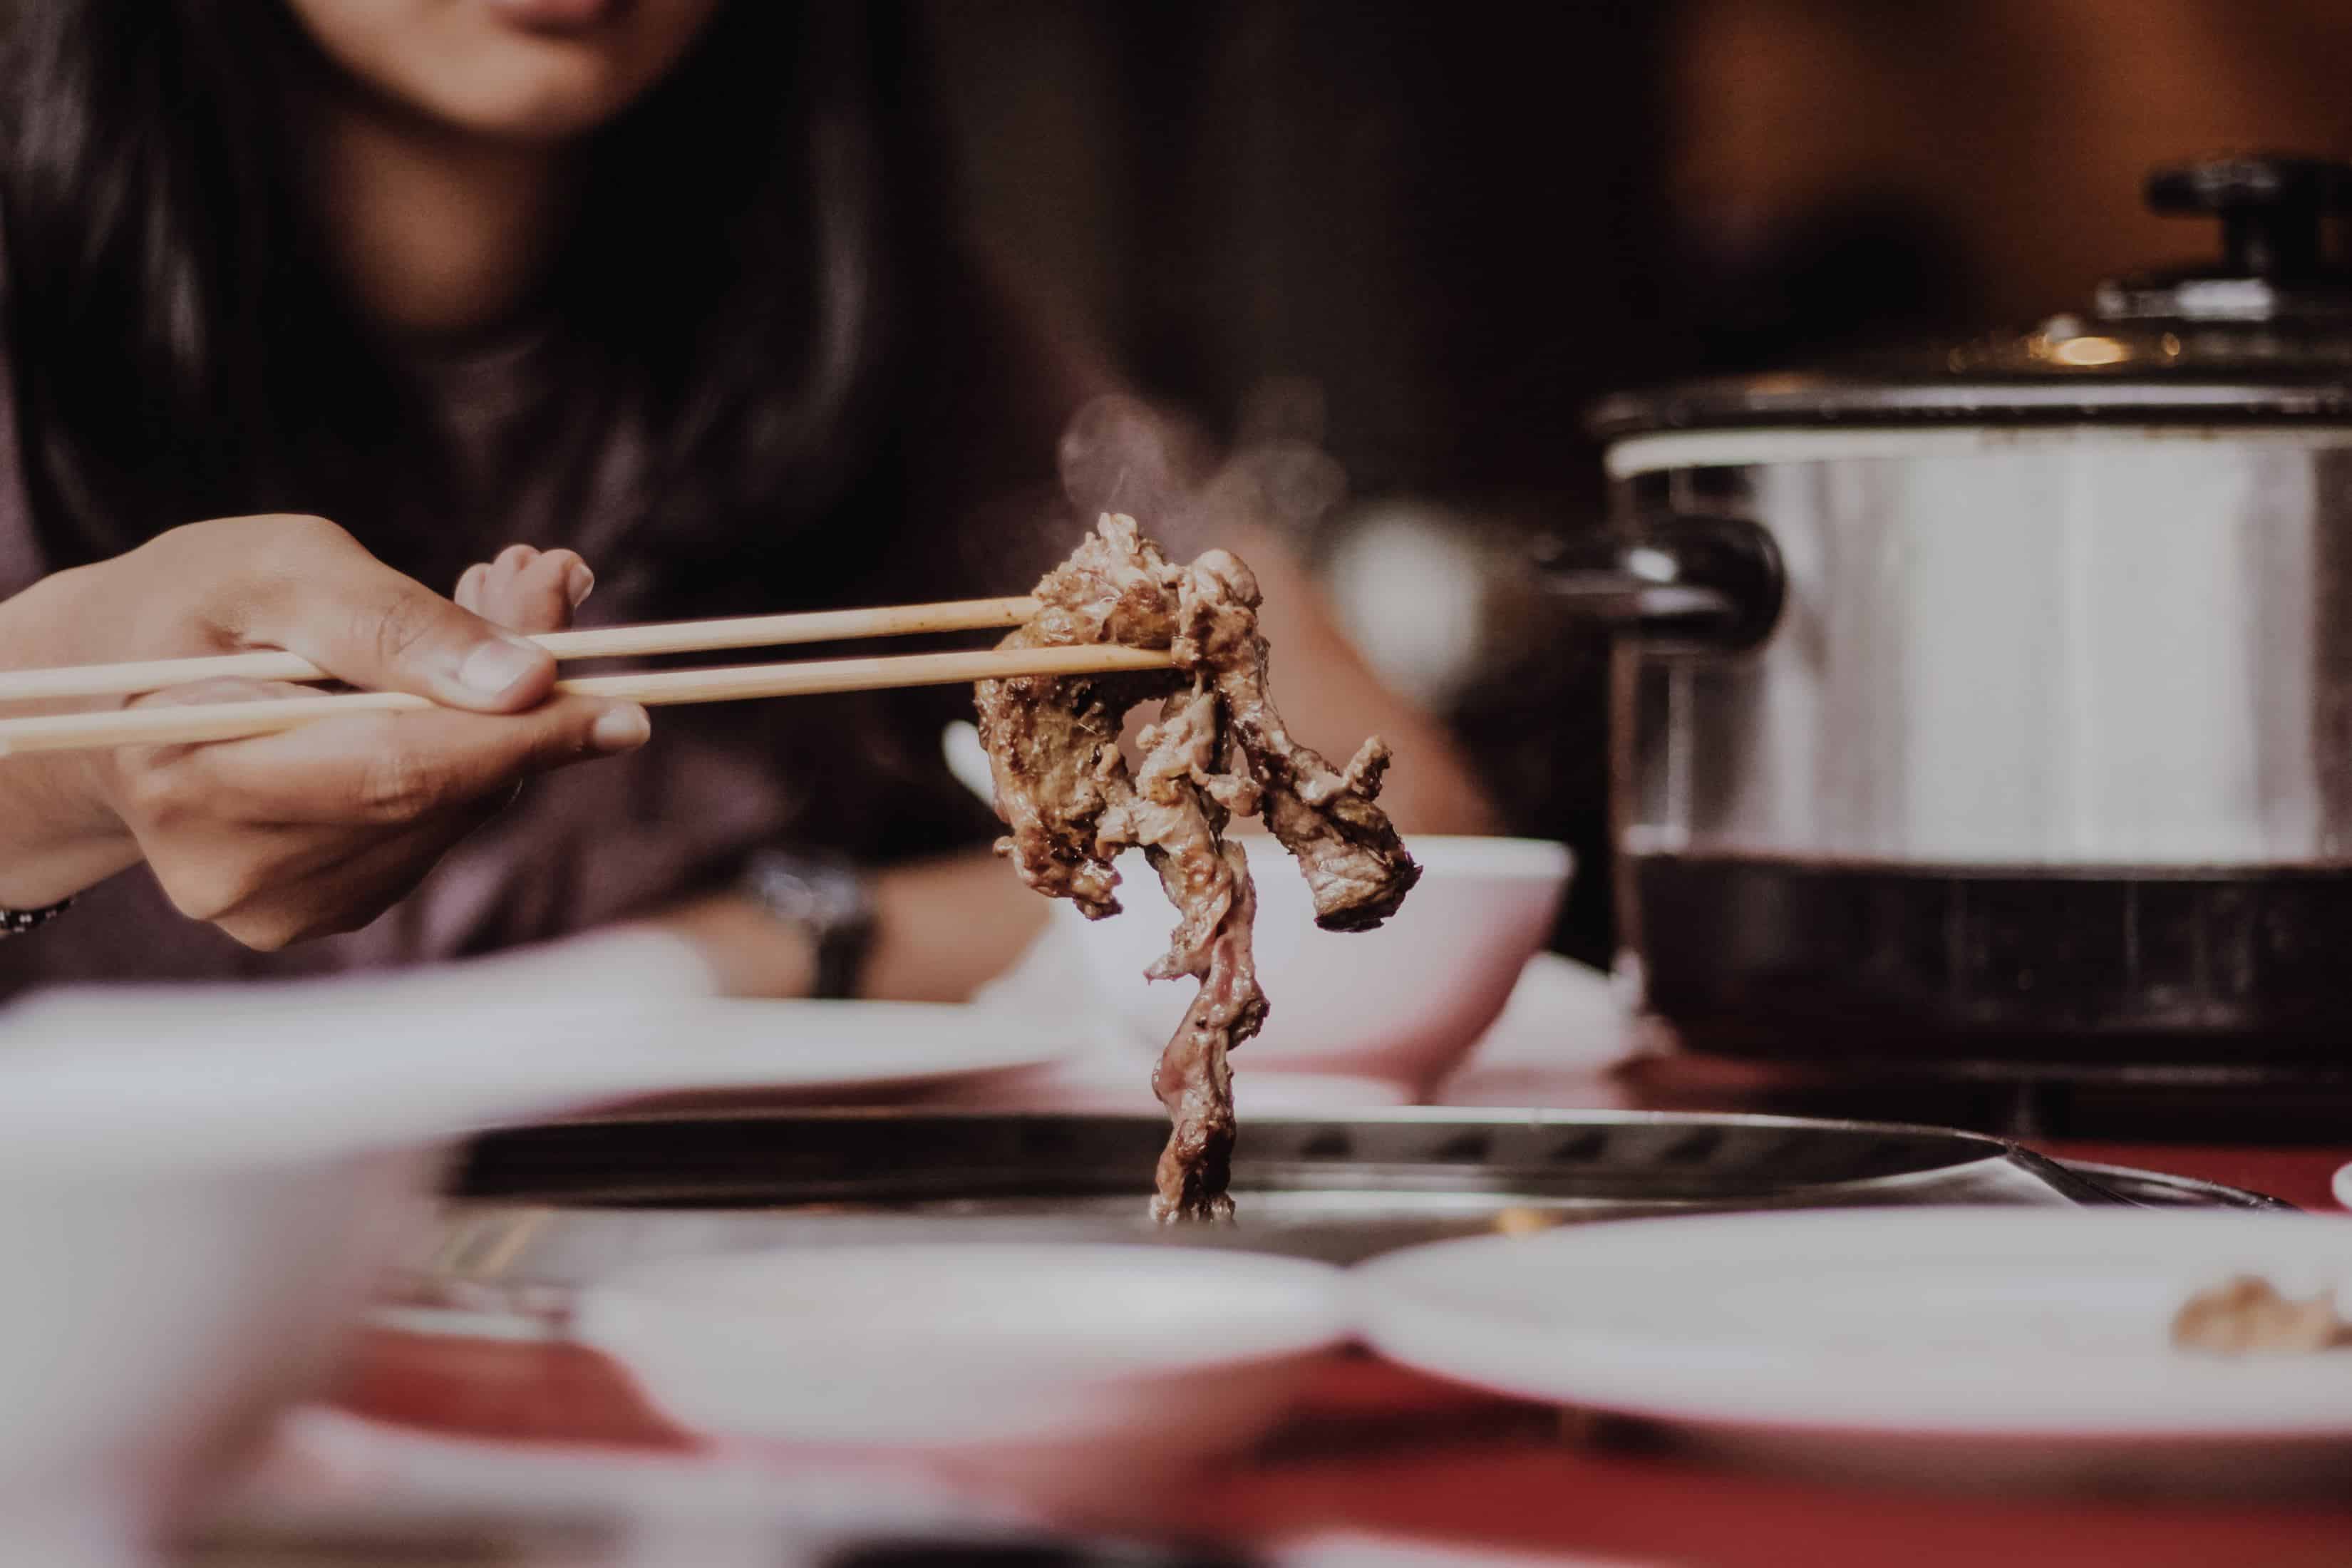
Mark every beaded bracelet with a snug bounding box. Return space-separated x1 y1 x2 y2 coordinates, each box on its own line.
0 897 73 938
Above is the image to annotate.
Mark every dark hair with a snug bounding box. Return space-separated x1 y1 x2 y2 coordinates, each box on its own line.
0 0 914 577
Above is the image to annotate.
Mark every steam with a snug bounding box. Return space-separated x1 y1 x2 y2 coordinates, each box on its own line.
1056 384 1348 552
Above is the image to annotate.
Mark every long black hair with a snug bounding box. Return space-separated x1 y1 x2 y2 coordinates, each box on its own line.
0 0 918 578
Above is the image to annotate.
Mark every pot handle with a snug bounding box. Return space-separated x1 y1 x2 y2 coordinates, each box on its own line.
1536 513 1784 654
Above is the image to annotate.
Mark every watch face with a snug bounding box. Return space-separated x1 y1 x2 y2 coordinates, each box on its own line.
808 878 862 927
750 857 872 933
749 867 813 924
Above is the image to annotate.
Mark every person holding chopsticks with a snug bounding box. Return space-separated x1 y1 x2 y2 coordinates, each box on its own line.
0 0 1495 999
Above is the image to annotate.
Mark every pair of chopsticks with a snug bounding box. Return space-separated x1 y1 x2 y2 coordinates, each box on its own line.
0 596 1173 755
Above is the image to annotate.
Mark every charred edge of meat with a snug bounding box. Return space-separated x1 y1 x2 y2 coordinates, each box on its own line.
976 666 1182 920
974 512 1417 1222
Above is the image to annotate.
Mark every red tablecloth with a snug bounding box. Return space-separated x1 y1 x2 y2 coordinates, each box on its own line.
334 1119 2352 1566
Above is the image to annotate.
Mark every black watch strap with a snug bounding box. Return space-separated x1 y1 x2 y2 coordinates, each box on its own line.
0 897 73 939
740 852 876 999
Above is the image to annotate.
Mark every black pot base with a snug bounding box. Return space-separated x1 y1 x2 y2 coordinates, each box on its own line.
1630 856 2352 1074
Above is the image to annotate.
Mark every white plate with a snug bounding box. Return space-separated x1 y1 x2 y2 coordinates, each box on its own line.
574 1243 1348 1507
1 939 1086 1152
584 999 1089 1101
1356 1209 2352 1443
11 994 1084 1121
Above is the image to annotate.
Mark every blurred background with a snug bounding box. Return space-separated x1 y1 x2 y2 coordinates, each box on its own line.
919 0 2352 964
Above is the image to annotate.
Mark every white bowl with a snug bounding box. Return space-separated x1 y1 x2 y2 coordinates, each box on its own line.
1058 835 1571 1093
0 939 713 1565
573 1243 1350 1510
0 1004 465 1568
0 1148 428 1568
0 996 458 1568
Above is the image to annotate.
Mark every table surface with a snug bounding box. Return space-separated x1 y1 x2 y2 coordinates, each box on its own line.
329 1079 2352 1568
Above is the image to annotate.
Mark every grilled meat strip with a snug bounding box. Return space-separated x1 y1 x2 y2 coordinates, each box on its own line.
974 514 1419 1219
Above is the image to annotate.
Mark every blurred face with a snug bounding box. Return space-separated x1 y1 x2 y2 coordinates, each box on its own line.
282 0 727 143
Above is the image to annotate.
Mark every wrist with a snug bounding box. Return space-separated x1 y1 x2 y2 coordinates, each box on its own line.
0 562 158 904
0 749 138 908
649 894 820 999
0 895 76 937
739 851 877 1000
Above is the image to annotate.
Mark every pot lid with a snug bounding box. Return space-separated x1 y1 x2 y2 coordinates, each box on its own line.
1592 155 2352 438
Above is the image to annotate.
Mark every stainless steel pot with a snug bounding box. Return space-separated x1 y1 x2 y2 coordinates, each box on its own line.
1573 155 2352 1075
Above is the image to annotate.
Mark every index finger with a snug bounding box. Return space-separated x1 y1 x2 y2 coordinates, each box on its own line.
180 693 651 827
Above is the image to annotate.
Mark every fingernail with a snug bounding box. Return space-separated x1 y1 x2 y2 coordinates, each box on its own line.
458 638 544 697
591 703 651 753
564 562 596 609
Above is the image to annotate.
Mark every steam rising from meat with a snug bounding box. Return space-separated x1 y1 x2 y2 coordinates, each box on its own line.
975 515 1419 1220
1058 391 1348 557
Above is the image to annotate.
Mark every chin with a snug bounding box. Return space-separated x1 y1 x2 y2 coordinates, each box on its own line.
289 0 725 145
422 52 651 143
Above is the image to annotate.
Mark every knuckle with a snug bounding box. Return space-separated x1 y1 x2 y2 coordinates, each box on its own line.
267 512 344 547
354 750 449 823
217 912 298 953
363 592 443 675
116 760 195 828
522 719 593 775
212 516 352 637
250 513 345 574
138 520 205 559
158 861 262 925
227 892 391 951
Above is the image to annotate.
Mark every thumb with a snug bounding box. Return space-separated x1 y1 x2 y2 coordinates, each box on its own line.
229 516 557 713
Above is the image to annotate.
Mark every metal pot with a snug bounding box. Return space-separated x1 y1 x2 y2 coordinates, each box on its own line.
1571 155 2352 1076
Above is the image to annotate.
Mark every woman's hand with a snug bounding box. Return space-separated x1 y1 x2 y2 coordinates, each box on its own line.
0 516 646 949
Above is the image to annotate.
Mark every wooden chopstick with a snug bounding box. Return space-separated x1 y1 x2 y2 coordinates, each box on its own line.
0 644 1175 756
0 595 1043 705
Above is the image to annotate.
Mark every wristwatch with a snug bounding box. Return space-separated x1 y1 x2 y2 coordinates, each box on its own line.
0 897 73 939
739 851 877 1000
